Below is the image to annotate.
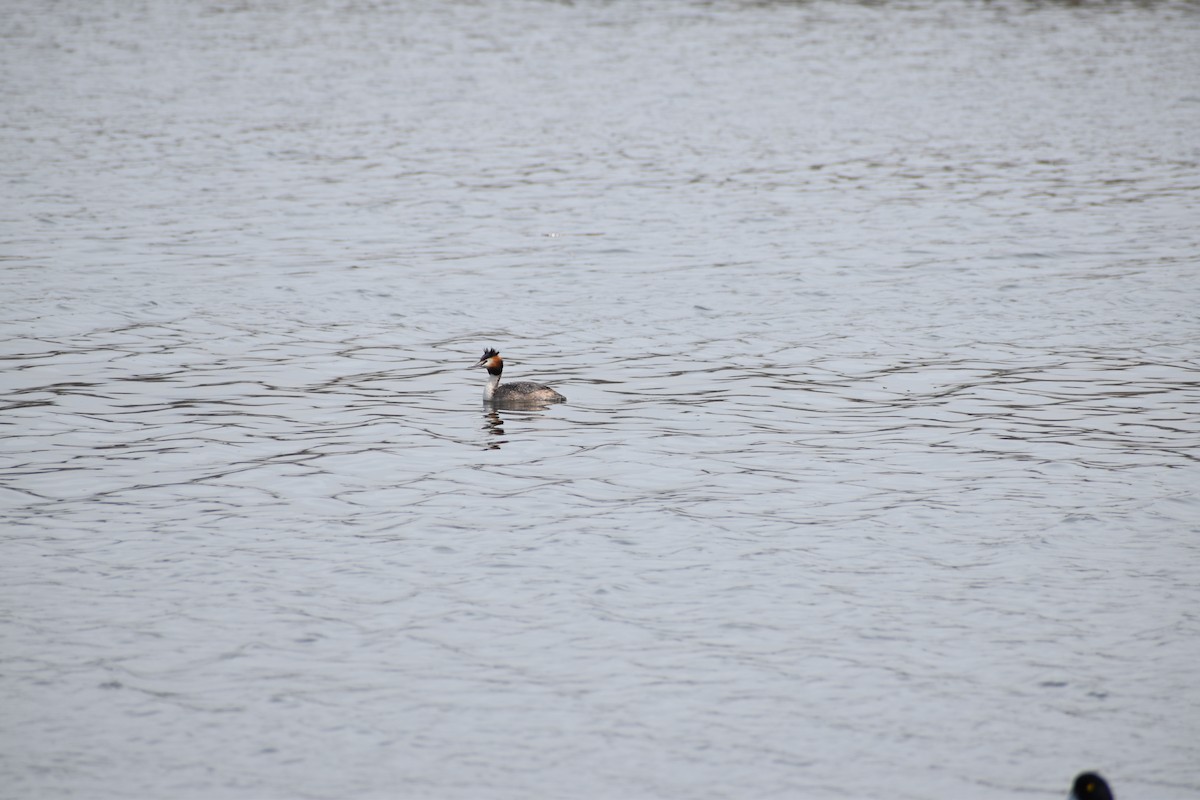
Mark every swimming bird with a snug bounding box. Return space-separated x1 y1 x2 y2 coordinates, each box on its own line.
471 347 565 406
1069 772 1113 800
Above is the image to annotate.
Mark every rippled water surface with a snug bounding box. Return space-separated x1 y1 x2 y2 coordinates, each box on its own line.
3 1 1200 798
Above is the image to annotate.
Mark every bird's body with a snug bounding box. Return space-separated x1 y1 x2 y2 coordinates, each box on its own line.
471 348 565 407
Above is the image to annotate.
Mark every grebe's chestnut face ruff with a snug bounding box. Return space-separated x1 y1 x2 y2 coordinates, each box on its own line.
471 347 501 371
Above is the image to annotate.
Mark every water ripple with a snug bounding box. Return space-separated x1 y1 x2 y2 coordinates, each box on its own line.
4 1 1200 798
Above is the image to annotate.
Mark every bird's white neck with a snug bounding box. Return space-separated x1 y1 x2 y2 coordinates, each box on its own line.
483 371 501 401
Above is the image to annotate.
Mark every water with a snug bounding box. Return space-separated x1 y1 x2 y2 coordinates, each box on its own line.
2 1 1199 798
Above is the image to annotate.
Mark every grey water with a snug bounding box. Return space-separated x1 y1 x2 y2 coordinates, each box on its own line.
2 1 1199 798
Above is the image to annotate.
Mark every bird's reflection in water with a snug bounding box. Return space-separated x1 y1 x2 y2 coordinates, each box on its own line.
480 401 558 450
482 408 506 449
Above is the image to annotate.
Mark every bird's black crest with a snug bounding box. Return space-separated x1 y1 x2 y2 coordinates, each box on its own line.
482 347 499 358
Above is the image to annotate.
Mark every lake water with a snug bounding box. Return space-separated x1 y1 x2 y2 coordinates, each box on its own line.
2 1 1199 798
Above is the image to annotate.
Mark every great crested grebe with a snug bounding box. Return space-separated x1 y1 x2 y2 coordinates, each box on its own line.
1069 773 1113 800
471 347 566 406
